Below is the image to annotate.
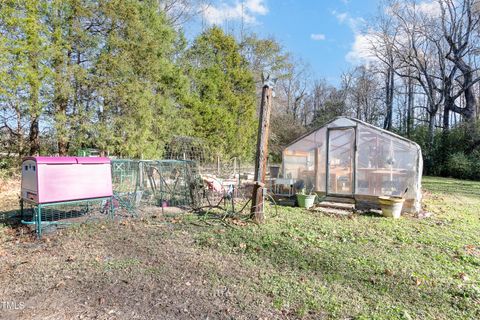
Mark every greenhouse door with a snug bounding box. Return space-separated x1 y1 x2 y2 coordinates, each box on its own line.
327 128 355 196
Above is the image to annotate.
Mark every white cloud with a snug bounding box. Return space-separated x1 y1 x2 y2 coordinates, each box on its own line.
417 1 441 17
344 0 439 65
332 10 348 23
345 32 376 64
331 10 370 64
311 33 326 41
332 10 365 32
201 0 268 25
245 0 268 15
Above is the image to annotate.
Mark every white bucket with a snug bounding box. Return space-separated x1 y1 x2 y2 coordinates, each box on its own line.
378 196 405 219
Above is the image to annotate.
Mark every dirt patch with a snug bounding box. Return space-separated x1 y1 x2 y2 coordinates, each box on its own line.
0 177 279 319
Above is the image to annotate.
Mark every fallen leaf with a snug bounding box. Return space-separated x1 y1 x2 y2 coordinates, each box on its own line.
458 272 469 282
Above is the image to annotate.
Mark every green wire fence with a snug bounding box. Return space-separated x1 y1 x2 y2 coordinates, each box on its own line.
111 159 203 212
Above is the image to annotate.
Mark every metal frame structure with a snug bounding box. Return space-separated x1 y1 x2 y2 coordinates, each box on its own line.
282 116 423 213
21 196 114 238
326 126 358 198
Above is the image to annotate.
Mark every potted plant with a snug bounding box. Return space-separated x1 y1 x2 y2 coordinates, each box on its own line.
296 188 317 209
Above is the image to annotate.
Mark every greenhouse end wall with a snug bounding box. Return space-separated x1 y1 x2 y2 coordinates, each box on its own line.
282 117 423 213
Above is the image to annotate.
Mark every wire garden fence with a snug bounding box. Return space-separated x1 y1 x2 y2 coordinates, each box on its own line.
111 159 204 213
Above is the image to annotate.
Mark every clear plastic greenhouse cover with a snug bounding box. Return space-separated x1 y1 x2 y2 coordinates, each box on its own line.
282 117 423 213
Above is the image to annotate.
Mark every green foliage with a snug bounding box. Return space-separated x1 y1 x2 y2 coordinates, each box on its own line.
0 0 50 155
241 34 292 84
1 2 260 160
269 113 307 162
91 0 191 158
410 122 480 179
309 99 348 129
0 158 18 179
185 27 257 160
445 152 472 179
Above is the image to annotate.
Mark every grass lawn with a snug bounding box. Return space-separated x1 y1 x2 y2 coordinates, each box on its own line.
193 176 480 319
0 176 479 319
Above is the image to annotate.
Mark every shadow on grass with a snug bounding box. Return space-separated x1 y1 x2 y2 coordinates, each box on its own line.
357 211 383 218
0 209 22 227
423 177 480 197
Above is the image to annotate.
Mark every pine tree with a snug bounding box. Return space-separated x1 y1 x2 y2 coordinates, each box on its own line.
92 0 190 158
0 0 49 156
186 27 257 161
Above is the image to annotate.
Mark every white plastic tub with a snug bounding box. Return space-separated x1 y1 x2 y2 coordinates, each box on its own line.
378 196 405 219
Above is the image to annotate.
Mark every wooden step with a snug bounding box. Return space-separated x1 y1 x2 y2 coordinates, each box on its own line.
316 201 355 210
324 196 355 204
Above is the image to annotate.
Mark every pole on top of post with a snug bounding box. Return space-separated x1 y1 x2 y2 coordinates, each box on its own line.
250 84 273 224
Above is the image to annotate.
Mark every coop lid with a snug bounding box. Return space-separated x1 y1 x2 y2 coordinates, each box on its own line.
24 156 78 164
76 157 110 164
23 156 111 164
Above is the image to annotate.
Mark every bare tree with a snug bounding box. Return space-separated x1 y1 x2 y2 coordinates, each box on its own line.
277 58 312 120
439 0 480 126
343 66 383 125
157 0 210 27
369 0 445 143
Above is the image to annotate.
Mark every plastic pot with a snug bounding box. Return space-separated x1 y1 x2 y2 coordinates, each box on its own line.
297 194 316 209
378 196 405 219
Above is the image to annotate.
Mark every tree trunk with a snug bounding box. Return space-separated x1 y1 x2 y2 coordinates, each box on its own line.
383 66 394 131
428 110 435 147
53 6 73 156
29 116 40 156
443 99 451 132
455 59 477 121
26 1 42 156
406 77 414 137
15 106 23 160
464 83 477 121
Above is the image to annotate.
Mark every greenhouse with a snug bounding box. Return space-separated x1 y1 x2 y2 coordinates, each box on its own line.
282 117 423 213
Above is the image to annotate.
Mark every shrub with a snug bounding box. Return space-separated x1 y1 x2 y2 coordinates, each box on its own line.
468 150 480 180
0 157 19 180
445 152 473 180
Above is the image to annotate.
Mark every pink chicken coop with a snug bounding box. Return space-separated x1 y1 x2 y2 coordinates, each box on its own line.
21 157 114 237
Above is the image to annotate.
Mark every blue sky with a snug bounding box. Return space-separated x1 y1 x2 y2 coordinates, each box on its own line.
193 0 381 85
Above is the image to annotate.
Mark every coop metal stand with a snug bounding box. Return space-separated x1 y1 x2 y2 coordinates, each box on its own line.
20 196 114 238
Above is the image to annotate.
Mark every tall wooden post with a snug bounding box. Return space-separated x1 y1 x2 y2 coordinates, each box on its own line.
251 85 273 224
